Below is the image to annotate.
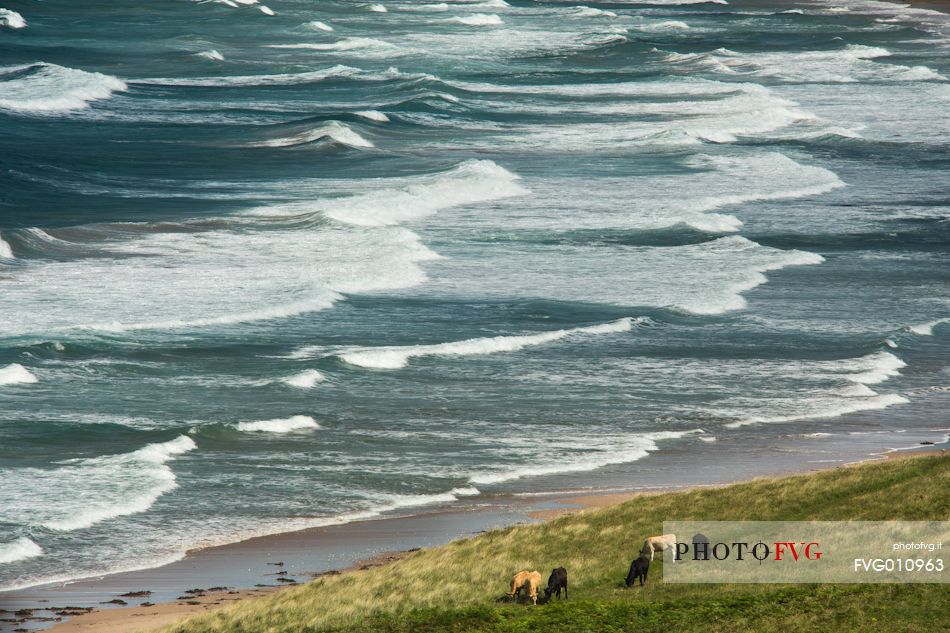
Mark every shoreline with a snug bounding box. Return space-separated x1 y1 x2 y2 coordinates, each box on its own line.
2 434 944 633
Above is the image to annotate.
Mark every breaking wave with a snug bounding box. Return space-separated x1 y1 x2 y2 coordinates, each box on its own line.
236 415 320 433
0 63 127 113
0 364 38 386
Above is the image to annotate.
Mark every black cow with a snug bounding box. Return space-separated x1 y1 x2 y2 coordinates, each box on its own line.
625 555 650 587
543 567 568 601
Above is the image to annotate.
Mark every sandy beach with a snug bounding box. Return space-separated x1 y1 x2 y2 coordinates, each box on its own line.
1 438 938 633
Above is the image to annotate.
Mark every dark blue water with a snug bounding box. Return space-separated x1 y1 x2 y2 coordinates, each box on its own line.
2 0 949 591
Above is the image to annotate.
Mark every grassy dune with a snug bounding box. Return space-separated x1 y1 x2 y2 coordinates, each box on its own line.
157 454 950 633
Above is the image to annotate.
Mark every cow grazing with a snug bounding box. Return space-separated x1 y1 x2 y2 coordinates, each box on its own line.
625 555 650 587
640 534 677 562
525 571 543 605
544 567 568 601
507 570 531 601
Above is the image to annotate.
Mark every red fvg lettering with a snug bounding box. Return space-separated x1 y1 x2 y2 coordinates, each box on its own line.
774 542 822 561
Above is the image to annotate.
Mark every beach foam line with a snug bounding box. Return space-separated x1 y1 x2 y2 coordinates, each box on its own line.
338 317 642 369
469 430 705 485
236 415 320 433
909 318 949 336
0 8 25 28
0 63 127 113
725 393 909 429
0 537 43 565
0 363 38 386
281 369 325 389
245 121 374 149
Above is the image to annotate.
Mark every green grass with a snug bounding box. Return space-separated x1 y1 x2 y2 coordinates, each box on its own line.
157 454 950 633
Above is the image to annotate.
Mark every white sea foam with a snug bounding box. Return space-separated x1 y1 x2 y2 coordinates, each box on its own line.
281 369 325 389
724 351 909 428
136 64 360 87
0 436 196 532
339 318 633 369
246 121 374 149
368 3 388 12
268 38 400 57
0 63 127 113
195 49 225 61
442 13 503 26
354 109 390 122
339 317 638 369
569 6 618 18
469 430 704 485
2 220 438 336
315 159 527 226
656 44 946 83
0 364 38 386
0 231 13 258
909 318 949 336
0 538 43 565
259 4 275 15
307 20 334 31
237 415 320 433
0 8 26 28
635 19 691 31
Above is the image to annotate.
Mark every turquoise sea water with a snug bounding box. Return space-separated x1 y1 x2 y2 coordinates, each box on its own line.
1 0 949 591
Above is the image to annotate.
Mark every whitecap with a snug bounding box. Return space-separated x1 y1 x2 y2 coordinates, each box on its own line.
354 110 389 122
259 5 275 15
0 364 38 386
368 3 387 12
909 318 949 336
307 20 334 32
0 63 127 113
195 49 225 61
0 231 13 258
338 317 640 369
236 415 320 433
0 8 25 29
443 13 503 26
245 121 374 149
0 435 196 531
0 537 43 565
281 369 325 389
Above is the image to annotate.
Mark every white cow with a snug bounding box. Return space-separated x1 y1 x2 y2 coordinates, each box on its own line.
640 534 677 562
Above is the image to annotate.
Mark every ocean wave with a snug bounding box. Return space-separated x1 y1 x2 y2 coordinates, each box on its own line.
135 64 361 87
0 537 43 565
281 369 326 389
909 318 949 336
354 109 390 122
724 351 909 428
0 435 196 532
236 415 320 433
0 63 127 113
634 19 691 31
569 6 618 18
0 7 26 28
338 317 641 369
268 37 398 53
307 20 334 31
469 430 705 485
0 231 13 258
368 3 388 12
245 121 375 149
194 49 224 61
655 44 946 83
2 221 440 336
0 363 38 386
441 13 503 26
321 159 525 226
